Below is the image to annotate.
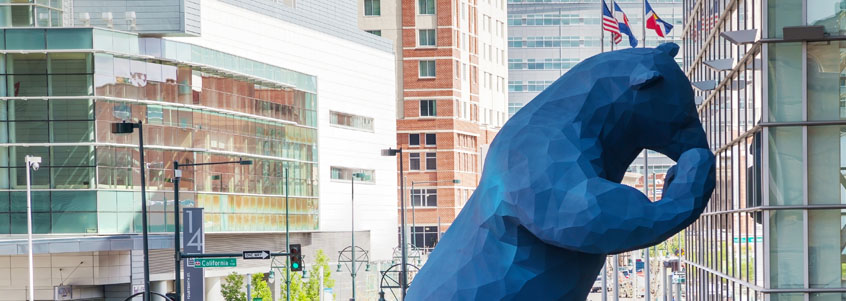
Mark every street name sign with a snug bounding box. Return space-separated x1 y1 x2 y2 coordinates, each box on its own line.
243 250 271 260
194 258 237 268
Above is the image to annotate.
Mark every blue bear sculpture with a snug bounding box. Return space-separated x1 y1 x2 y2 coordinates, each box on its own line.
406 43 715 300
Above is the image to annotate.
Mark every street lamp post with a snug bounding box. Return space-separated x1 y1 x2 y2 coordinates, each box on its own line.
171 158 252 300
350 171 366 301
381 148 407 300
409 179 460 249
111 121 151 301
24 155 40 301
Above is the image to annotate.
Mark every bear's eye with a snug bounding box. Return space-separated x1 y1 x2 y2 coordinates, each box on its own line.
629 70 663 90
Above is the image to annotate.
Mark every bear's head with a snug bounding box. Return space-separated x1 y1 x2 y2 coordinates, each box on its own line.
577 43 709 162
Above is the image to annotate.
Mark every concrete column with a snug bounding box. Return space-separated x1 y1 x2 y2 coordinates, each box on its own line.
205 276 223 301
151 281 167 299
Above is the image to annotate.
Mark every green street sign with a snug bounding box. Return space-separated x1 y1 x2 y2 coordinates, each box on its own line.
193 258 237 268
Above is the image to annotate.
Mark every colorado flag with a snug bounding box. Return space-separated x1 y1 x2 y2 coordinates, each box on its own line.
645 0 674 38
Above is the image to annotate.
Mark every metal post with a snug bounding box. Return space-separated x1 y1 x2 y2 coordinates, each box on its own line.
601 260 608 301
138 121 151 301
247 273 252 300
351 175 356 301
613 254 619 301
285 168 291 301
642 0 646 47
662 265 668 301
410 182 415 248
674 281 680 301
173 161 181 301
600 0 604 53
319 265 325 301
642 150 649 301
399 150 408 300
25 156 38 301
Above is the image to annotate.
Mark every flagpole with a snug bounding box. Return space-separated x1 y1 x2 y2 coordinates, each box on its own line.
642 0 646 47
600 0 604 53
610 0 615 51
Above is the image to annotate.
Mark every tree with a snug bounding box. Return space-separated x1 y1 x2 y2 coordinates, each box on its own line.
304 249 335 299
280 249 336 301
221 272 246 301
251 274 272 301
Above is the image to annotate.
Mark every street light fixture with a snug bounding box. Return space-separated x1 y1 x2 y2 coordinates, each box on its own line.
110 121 152 301
24 155 40 301
172 158 252 301
380 147 408 300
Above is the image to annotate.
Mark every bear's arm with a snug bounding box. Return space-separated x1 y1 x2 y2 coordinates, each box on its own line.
521 148 715 254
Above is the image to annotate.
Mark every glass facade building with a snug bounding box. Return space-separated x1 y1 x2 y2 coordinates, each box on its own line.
0 27 319 235
682 0 846 299
507 0 684 116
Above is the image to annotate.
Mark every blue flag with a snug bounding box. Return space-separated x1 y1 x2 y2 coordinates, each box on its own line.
613 3 638 47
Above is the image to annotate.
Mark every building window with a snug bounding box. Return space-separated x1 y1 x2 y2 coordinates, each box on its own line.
425 133 436 146
411 189 437 207
330 166 375 183
411 226 439 252
409 133 420 146
420 100 436 117
425 152 436 170
418 0 435 15
419 60 436 78
418 29 436 47
364 0 381 16
410 153 421 170
365 30 381 36
329 111 374 132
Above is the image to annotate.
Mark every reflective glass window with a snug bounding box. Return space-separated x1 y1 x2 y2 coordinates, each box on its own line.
770 210 805 288
768 126 803 206
767 43 802 122
808 42 846 120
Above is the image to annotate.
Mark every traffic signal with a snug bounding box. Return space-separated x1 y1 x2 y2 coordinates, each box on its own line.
290 244 303 271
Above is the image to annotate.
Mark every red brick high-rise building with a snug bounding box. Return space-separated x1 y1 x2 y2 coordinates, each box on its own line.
359 0 508 251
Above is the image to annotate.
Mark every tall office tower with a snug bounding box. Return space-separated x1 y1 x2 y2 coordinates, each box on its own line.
358 0 509 253
0 0 397 299
507 0 684 116
682 0 846 300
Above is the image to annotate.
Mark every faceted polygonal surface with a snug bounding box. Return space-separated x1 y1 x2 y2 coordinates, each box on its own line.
407 43 716 300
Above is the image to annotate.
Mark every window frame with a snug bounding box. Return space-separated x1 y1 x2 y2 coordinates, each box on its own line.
425 152 437 170
418 60 436 78
419 100 436 117
425 133 436 146
418 29 436 47
411 188 438 207
409 133 420 146
418 0 435 15
409 153 421 171
364 0 381 16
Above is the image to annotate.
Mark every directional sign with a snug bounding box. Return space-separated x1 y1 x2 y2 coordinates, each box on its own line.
194 258 237 268
243 250 271 260
183 208 205 301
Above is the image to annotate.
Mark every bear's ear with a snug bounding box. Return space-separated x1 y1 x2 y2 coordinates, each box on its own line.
630 70 663 90
657 43 680 57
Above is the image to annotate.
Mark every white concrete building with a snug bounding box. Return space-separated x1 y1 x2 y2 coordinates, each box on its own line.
0 0 397 300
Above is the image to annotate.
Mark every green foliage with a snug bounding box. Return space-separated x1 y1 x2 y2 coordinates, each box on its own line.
251 274 272 301
221 272 246 301
280 249 336 301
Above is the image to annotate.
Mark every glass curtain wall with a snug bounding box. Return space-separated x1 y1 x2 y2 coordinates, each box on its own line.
0 28 319 234
0 0 64 28
684 0 846 299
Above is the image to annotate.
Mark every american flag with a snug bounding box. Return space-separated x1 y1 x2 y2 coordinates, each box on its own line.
602 0 622 44
691 0 721 41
